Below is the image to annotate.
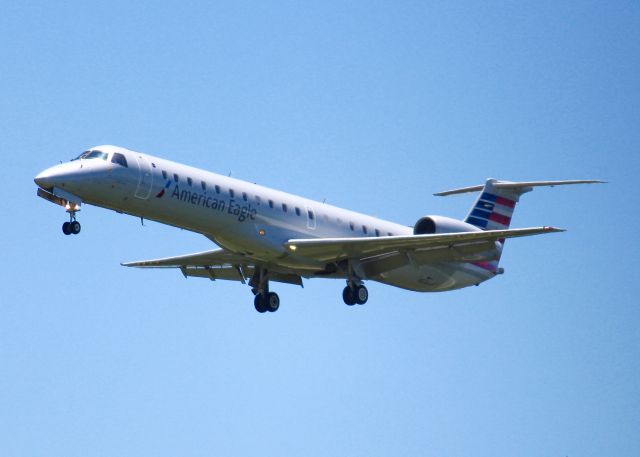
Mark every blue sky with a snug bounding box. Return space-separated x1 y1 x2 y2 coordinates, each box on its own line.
1 1 638 456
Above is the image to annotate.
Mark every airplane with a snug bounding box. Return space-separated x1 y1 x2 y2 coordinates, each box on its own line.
34 145 603 313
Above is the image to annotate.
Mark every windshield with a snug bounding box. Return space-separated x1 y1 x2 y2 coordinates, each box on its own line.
72 150 108 161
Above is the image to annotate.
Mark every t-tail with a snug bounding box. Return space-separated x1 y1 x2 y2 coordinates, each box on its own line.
434 179 605 270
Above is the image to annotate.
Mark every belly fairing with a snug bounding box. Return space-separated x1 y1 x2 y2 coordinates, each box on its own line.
374 262 495 292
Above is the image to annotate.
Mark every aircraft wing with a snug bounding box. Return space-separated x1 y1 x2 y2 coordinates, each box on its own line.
122 227 562 284
121 249 303 286
122 248 248 268
285 226 564 263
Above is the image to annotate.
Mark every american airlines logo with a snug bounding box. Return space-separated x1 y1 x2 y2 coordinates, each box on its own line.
155 181 171 198
157 181 257 222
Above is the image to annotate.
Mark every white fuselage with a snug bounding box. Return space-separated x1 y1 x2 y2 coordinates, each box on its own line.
35 145 495 292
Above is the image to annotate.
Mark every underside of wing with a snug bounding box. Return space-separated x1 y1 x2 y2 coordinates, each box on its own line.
285 226 564 264
122 227 563 285
121 249 303 286
122 248 248 268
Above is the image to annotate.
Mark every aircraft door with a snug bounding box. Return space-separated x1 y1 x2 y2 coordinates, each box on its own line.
306 206 316 230
134 154 154 199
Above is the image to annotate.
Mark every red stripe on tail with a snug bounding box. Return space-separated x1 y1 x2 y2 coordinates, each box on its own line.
496 196 515 208
489 212 511 226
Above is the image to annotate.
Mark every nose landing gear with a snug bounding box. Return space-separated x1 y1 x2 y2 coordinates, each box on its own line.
62 207 81 236
62 220 81 235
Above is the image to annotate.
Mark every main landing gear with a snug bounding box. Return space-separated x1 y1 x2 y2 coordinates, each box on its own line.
248 266 369 313
342 281 368 306
342 260 368 306
62 212 81 235
254 292 280 313
250 267 280 313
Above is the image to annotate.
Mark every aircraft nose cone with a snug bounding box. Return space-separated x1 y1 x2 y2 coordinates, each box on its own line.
34 169 53 189
34 164 70 190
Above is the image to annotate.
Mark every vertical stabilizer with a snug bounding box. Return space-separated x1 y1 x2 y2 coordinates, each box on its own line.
465 179 525 230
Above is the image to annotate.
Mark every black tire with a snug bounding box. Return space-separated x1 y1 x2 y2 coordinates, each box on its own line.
70 221 81 235
62 222 71 235
342 286 356 306
355 285 368 305
266 292 280 312
254 294 267 313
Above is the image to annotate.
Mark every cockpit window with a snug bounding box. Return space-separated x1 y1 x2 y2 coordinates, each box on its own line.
111 152 128 167
72 150 90 160
74 150 108 161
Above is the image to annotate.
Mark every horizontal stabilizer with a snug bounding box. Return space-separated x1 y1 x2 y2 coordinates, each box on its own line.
434 179 605 196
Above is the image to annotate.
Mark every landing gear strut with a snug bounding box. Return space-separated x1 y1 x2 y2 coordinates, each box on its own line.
250 267 280 313
342 260 368 306
62 211 81 235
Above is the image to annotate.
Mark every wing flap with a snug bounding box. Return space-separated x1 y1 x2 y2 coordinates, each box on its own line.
182 265 250 281
285 226 564 262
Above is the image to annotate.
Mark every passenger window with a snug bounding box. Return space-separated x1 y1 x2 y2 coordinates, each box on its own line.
201 181 206 191
215 185 220 194
187 177 193 186
173 173 179 182
256 196 261 205
362 226 368 234
308 210 315 220
229 189 235 198
375 229 380 237
269 200 274 208
282 203 288 212
111 152 128 167
295 207 301 216
162 170 167 179
350 222 354 231
242 192 248 201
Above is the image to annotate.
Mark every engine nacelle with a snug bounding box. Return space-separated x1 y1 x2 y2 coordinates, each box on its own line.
413 215 480 235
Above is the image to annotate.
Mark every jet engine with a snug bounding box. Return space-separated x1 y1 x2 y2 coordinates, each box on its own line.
413 215 480 235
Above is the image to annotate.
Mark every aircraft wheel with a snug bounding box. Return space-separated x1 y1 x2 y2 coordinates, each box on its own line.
266 292 280 312
70 221 81 235
62 221 71 235
342 286 356 306
254 294 267 313
355 285 368 305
